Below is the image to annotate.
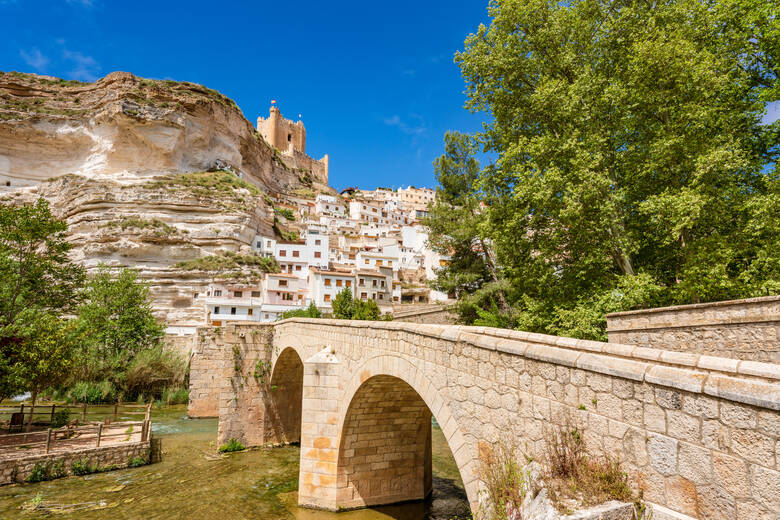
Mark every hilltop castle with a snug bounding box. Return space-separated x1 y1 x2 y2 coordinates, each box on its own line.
257 106 329 185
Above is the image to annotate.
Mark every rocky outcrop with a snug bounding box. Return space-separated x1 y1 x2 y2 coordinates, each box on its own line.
0 70 323 324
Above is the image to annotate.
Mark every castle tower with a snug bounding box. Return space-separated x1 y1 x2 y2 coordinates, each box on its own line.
257 105 306 154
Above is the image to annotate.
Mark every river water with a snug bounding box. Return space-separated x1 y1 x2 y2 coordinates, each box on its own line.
0 405 471 519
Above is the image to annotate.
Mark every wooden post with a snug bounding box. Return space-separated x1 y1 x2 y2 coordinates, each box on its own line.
50 404 56 424
144 419 151 441
45 428 52 454
113 403 118 422
145 403 152 422
96 423 103 447
19 403 24 417
82 403 87 422
140 420 147 442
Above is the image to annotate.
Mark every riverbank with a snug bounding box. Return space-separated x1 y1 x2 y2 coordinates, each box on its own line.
0 405 470 519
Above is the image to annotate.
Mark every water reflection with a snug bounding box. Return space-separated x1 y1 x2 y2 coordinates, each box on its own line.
0 406 471 520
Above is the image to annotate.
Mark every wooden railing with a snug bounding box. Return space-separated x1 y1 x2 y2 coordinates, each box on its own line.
0 419 151 454
0 402 152 433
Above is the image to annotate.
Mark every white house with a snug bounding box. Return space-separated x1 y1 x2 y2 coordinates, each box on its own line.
309 268 355 312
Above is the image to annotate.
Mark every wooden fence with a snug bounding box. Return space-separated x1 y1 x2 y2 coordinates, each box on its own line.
0 419 151 454
0 402 151 433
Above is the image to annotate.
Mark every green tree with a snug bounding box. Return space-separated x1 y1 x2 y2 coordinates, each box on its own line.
0 199 84 399
331 288 355 319
75 265 164 373
279 302 322 319
437 0 779 339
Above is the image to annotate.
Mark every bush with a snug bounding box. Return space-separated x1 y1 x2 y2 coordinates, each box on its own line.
158 387 189 406
26 460 65 482
218 438 245 453
274 208 295 221
477 441 529 520
279 302 322 320
71 458 97 476
124 347 187 400
68 380 117 404
128 456 148 467
51 408 71 428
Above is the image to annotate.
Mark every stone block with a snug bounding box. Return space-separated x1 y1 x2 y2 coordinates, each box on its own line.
647 433 678 476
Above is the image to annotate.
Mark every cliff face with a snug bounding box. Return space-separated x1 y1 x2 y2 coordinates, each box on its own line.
0 71 319 324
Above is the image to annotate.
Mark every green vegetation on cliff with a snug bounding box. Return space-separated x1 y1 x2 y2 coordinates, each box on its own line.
174 250 280 275
145 170 261 198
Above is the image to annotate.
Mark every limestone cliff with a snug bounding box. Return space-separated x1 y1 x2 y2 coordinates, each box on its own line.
0 70 325 324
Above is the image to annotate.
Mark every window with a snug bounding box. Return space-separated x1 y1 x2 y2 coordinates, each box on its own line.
287 133 292 142
378 294 383 300
336 279 342 287
346 280 352 287
234 291 242 298
248 308 253 316
372 279 377 287
267 240 272 247
293 250 300 258
376 260 383 266
361 292 367 300
315 239 321 245
324 279 331 286
388 261 392 266
256 241 262 249
265 314 269 319
251 291 261 298
231 307 236 315
283 293 294 301
296 265 302 271
359 278 365 286
381 280 385 288
279 250 287 257
365 259 370 265
324 294 331 302
214 290 222 297
314 251 321 258
298 294 303 300
279 280 288 287
193 292 199 299
214 306 220 314
394 296 399 302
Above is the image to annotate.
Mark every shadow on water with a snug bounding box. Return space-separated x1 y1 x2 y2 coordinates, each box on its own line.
0 405 471 520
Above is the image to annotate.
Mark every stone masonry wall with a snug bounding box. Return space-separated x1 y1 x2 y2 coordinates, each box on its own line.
188 327 229 418
606 296 780 363
0 441 150 485
269 320 780 519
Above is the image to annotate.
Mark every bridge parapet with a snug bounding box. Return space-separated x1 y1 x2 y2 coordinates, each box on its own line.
191 319 780 519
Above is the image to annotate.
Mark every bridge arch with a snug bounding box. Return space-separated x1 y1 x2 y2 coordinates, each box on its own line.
333 355 478 510
267 346 304 444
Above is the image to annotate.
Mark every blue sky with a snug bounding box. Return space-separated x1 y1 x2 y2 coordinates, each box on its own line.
1 0 492 190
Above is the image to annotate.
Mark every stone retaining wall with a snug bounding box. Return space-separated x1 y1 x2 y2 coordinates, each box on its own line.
393 306 457 324
606 296 780 363
0 440 150 484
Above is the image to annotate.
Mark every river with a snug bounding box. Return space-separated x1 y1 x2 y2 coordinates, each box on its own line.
0 405 471 519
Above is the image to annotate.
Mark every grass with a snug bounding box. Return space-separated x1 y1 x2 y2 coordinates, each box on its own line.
102 217 183 236
476 440 529 520
174 250 280 273
218 438 245 453
145 170 261 198
274 208 296 221
543 420 638 514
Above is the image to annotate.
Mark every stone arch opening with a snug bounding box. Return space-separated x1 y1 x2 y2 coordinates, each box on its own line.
267 347 303 444
336 374 449 509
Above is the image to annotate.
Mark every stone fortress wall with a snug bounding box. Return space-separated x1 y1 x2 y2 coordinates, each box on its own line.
607 296 780 363
187 316 780 520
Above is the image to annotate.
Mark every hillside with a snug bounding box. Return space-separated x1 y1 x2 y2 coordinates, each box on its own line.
0 70 328 324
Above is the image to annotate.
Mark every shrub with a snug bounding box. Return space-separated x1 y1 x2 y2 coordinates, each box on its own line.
158 387 189 405
26 460 65 483
68 380 117 404
174 250 280 273
124 346 187 400
477 441 529 520
128 456 148 467
279 302 322 320
51 408 71 428
275 208 295 221
218 438 245 453
71 458 97 476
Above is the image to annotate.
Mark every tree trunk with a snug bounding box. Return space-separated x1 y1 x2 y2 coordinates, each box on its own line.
25 388 37 433
478 236 510 312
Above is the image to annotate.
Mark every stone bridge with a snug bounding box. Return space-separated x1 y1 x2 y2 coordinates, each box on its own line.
188 319 780 520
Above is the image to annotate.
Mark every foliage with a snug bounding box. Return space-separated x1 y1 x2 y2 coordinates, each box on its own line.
128 456 149 467
279 302 322 320
0 199 84 399
330 288 383 320
145 170 260 197
476 440 529 520
158 387 189 406
26 460 65 483
67 380 118 404
76 265 164 365
71 458 97 476
174 250 280 274
50 408 71 428
218 438 245 453
102 218 182 236
431 0 780 339
274 208 296 221
123 346 188 400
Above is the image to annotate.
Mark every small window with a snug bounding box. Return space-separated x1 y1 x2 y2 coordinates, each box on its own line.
234 291 242 298
214 290 222 297
376 260 383 266
314 251 321 258
378 294 383 300
251 291 261 298
283 293 294 301
346 280 352 287
324 279 331 286
256 241 262 248
315 239 321 245
193 292 199 299
279 250 286 257
248 308 253 316
359 278 365 286
381 280 385 288
364 259 370 264
214 306 220 314
336 279 342 287
324 294 331 302
293 250 300 258
279 280 288 287
361 293 367 300
265 313 269 319
287 133 292 142
296 265 302 271
231 307 236 315
372 280 377 287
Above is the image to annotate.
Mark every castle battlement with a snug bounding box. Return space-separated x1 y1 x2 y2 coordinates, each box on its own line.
257 105 328 185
